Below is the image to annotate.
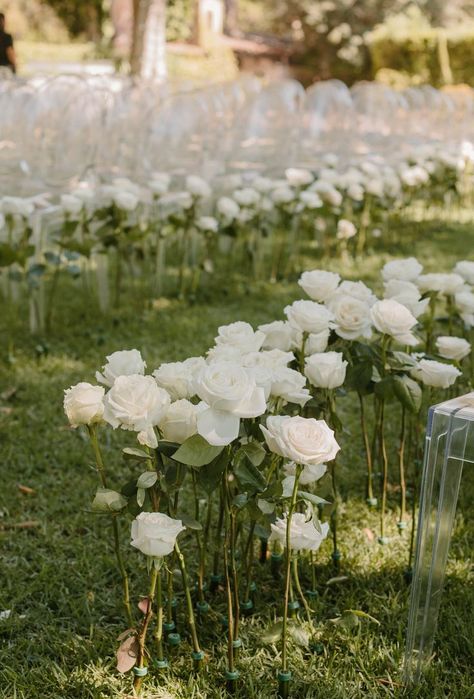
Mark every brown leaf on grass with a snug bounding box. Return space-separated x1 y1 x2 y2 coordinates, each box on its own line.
138 597 150 614
0 520 41 531
18 484 35 495
117 628 135 641
363 527 375 541
1 387 17 401
116 635 139 673
0 407 13 415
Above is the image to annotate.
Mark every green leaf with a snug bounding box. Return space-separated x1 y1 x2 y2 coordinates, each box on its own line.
374 376 395 400
91 488 128 513
233 449 266 493
345 609 380 625
195 450 228 495
232 493 248 509
345 360 373 393
172 435 224 467
262 621 283 644
298 491 331 506
180 514 203 531
393 375 422 414
136 487 146 507
240 440 266 467
156 440 180 458
137 471 158 489
123 447 151 462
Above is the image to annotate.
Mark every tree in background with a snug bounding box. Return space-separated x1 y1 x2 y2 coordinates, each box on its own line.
130 0 167 78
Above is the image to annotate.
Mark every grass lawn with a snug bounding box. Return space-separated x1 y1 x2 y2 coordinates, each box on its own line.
0 218 473 698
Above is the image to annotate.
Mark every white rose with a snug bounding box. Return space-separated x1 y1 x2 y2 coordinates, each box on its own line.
269 513 329 552
270 367 310 407
232 187 260 207
285 299 334 334
261 415 340 465
311 181 342 207
196 216 218 233
1 196 34 217
285 168 313 187
284 460 327 485
365 179 384 197
305 351 347 389
113 190 139 211
64 382 105 427
337 219 357 240
455 291 474 327
411 359 461 388
381 258 423 282
259 320 301 352
298 270 340 302
299 191 323 209
384 279 430 318
435 336 471 361
60 194 83 216
327 294 372 340
371 299 418 345
149 172 171 195
195 362 266 445
305 329 330 355
159 399 203 443
454 260 474 285
215 321 265 353
417 273 465 296
335 280 376 306
96 349 146 387
186 175 211 198
217 196 240 221
271 186 295 204
347 182 364 201
206 344 242 364
103 375 171 432
242 349 294 370
131 512 185 557
252 176 273 192
153 356 205 401
163 191 194 211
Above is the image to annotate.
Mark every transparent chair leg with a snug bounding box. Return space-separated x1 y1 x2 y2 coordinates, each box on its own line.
404 397 474 685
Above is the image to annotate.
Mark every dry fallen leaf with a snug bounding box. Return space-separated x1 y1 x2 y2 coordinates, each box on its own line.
18 484 35 495
1 387 17 401
138 597 150 614
363 527 375 541
116 634 139 673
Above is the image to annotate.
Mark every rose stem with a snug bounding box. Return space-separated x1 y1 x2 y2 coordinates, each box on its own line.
243 520 256 602
358 391 374 502
212 490 225 587
379 400 389 540
398 406 407 527
174 541 203 669
191 470 206 604
87 425 132 626
281 466 302 677
133 563 159 694
154 566 165 664
327 390 340 566
292 555 312 623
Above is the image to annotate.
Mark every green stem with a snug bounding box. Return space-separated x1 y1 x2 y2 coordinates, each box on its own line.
134 564 159 694
292 556 312 623
87 425 132 626
358 392 374 501
174 541 202 657
282 465 302 673
154 567 165 662
399 407 407 525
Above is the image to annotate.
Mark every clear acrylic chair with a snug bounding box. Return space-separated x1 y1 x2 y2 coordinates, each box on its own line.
404 392 474 684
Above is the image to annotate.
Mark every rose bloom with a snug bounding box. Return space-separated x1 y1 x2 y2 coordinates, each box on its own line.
61 194 83 216
217 196 240 221
103 374 171 432
455 290 474 327
269 513 329 552
96 349 146 387
417 273 465 296
259 320 301 352
285 168 314 187
435 336 471 361
261 415 340 466
454 260 474 285
64 382 105 427
196 216 218 233
284 460 327 486
131 512 185 557
299 190 323 209
159 399 203 443
153 356 205 401
371 299 418 345
381 257 423 283
305 351 347 389
327 294 372 340
195 361 266 446
412 359 461 388
1 196 34 217
384 279 430 318
214 321 265 354
270 367 311 407
186 175 211 198
285 299 334 334
242 349 295 370
332 280 376 306
337 219 357 240
298 270 340 302
113 189 139 211
304 328 330 355
232 187 260 207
